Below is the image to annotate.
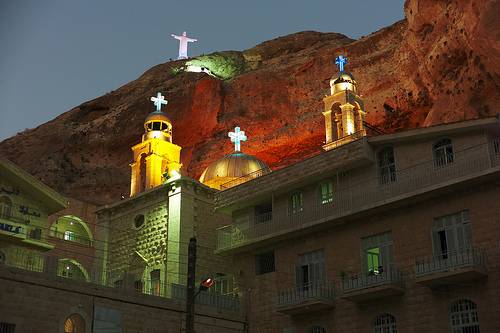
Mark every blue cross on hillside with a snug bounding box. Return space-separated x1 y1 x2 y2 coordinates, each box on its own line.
335 55 348 72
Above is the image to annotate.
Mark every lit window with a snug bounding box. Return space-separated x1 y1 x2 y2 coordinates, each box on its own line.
64 314 85 333
373 313 397 333
64 230 76 241
449 299 480 333
290 192 303 214
377 147 396 184
366 247 381 275
320 181 334 204
433 138 454 167
150 269 161 296
362 232 393 275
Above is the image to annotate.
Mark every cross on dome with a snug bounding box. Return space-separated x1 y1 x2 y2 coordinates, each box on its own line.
228 127 247 152
335 55 348 72
150 92 168 112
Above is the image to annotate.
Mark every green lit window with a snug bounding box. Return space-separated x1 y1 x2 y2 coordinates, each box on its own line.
64 230 76 241
291 192 303 214
320 181 334 204
366 247 380 275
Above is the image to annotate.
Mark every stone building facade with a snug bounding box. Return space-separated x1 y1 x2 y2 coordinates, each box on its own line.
214 117 500 332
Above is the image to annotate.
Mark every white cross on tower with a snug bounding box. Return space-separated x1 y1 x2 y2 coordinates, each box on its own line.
150 92 168 112
228 127 247 152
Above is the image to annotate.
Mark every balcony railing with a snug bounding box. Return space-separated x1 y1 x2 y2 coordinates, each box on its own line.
171 283 240 312
276 282 335 308
220 167 271 190
323 130 366 151
415 247 487 278
50 231 93 246
341 266 403 294
217 140 499 251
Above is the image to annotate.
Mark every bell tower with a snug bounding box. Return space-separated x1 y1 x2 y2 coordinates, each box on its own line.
129 92 182 196
322 55 366 151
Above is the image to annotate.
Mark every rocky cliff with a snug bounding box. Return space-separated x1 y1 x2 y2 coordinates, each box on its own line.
1 0 498 205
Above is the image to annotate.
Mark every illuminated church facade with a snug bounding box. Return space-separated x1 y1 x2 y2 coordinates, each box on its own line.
0 54 499 333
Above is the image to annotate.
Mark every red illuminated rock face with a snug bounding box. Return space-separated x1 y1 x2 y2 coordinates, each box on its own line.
1 0 498 205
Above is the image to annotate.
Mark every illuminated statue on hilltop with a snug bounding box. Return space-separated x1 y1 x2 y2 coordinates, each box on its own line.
171 31 197 60
228 127 247 152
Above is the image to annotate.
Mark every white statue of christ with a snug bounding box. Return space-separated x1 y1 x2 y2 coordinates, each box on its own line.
171 31 197 60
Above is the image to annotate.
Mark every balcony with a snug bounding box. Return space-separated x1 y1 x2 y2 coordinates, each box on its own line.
341 267 404 302
276 283 335 315
217 140 500 252
415 248 487 288
50 231 93 246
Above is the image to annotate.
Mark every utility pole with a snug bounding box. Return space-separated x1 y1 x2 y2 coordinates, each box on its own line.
185 237 197 333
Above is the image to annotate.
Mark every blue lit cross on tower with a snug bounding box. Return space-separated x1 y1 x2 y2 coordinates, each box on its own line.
228 127 247 152
150 92 168 112
335 55 348 72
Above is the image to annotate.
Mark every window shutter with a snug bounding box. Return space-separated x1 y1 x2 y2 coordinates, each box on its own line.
431 229 441 257
464 223 472 249
295 264 303 286
445 227 457 254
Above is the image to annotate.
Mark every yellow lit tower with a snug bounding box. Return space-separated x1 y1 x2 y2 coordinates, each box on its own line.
129 92 182 196
322 55 366 150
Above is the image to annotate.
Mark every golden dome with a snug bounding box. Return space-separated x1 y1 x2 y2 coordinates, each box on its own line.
199 152 271 190
330 71 357 94
144 111 172 126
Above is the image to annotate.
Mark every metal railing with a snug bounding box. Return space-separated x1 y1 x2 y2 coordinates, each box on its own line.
323 130 366 151
50 230 93 246
220 167 271 190
276 282 335 307
341 266 403 293
415 247 487 277
171 283 240 311
0 250 241 313
217 140 499 251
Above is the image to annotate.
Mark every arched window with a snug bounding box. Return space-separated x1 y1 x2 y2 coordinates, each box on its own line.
58 259 90 281
0 196 13 219
433 138 454 167
449 299 480 333
308 325 326 333
50 215 93 246
373 313 397 333
377 147 396 184
64 313 85 333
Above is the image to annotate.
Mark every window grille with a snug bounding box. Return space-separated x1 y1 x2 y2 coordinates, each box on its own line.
64 230 76 241
373 313 397 333
308 326 326 333
450 299 480 333
0 322 15 333
377 147 396 184
433 138 454 167
255 251 275 275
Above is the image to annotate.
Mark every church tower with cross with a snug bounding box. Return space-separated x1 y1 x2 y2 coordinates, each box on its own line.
129 92 182 196
322 55 367 151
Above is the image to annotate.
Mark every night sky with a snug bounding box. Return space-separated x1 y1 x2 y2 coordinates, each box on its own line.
0 0 404 140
